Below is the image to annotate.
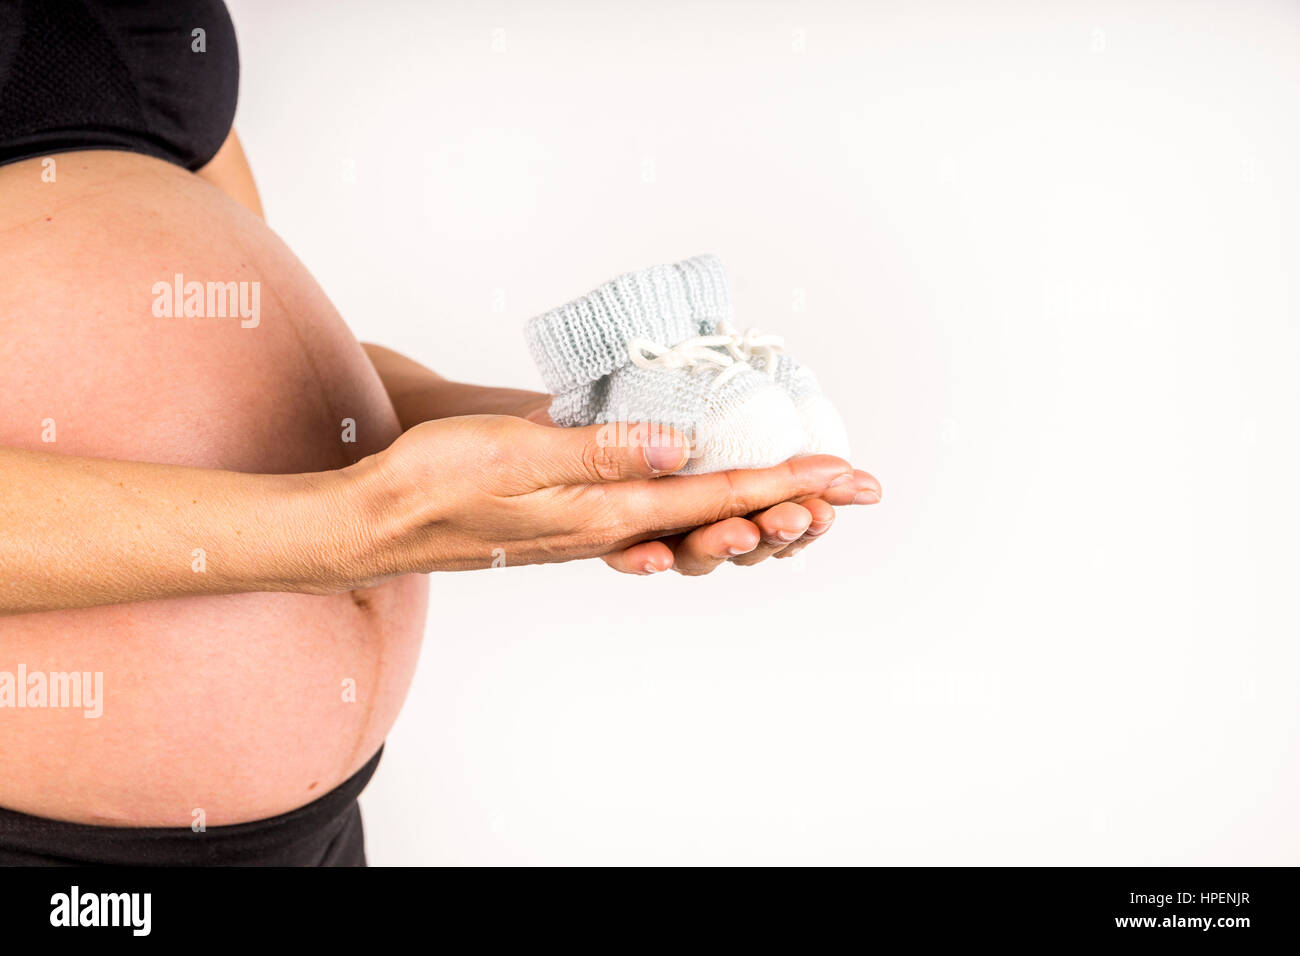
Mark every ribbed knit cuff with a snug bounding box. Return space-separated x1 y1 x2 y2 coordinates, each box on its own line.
674 254 734 325
524 255 733 398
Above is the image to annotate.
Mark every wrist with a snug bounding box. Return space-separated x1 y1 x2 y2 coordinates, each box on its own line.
269 463 393 594
319 447 431 588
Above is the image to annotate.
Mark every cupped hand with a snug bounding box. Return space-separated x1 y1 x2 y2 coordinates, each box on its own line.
343 414 861 579
519 396 881 575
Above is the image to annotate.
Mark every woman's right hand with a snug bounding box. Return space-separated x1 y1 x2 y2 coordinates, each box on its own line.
338 414 861 581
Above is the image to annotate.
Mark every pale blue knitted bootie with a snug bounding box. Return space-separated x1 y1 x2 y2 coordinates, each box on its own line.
525 259 806 475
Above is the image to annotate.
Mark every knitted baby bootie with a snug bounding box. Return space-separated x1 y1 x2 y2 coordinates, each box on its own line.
674 255 852 460
525 259 806 475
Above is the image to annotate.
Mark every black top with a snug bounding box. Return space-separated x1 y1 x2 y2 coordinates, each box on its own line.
0 0 239 170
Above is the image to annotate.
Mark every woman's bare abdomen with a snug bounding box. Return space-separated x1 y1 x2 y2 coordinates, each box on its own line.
0 152 428 826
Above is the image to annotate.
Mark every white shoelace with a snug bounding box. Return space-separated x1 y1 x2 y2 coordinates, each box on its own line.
627 334 749 388
717 320 785 378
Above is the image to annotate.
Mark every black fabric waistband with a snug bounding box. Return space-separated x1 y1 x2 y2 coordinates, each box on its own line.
0 748 382 867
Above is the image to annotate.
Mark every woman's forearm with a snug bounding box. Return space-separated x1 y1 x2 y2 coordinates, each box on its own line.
0 447 360 615
361 343 548 430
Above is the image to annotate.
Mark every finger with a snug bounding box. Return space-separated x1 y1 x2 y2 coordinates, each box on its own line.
513 420 691 488
773 497 835 558
797 496 836 539
626 455 852 536
602 538 675 575
730 502 813 566
818 469 881 506
670 517 761 576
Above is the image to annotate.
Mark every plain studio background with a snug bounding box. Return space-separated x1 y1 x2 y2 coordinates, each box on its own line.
225 0 1299 865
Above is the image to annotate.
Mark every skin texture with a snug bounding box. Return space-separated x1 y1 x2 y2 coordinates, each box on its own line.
0 143 879 826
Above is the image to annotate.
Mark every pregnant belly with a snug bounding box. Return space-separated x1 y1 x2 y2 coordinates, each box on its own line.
0 152 429 826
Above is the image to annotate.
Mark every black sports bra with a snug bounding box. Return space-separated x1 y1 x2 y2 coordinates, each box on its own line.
0 0 238 171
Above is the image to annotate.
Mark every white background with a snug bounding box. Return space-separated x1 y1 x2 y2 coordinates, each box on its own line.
227 0 1299 865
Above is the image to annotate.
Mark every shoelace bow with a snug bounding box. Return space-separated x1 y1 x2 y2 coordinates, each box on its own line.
627 323 786 389
627 334 750 388
717 320 785 378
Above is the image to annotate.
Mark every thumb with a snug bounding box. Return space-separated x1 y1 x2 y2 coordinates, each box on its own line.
527 420 690 487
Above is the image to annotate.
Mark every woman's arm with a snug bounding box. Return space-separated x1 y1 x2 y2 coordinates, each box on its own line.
362 343 551 427
0 446 348 614
0 420 860 615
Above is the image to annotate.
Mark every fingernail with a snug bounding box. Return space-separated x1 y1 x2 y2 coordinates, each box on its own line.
827 473 855 491
644 441 686 473
775 530 802 542
727 545 753 556
853 490 880 505
642 562 661 574
806 521 831 536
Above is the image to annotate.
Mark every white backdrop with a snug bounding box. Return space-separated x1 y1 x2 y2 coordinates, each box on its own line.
227 0 1300 865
